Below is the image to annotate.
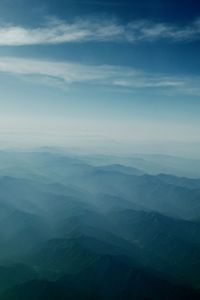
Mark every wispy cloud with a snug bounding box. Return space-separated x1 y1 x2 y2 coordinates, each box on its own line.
0 17 200 46
0 56 200 96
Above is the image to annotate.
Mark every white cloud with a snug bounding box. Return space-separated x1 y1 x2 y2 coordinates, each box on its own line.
0 56 200 96
0 18 124 46
0 57 130 83
0 17 200 46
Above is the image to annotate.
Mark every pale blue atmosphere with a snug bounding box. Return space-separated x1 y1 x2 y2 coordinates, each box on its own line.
0 0 200 156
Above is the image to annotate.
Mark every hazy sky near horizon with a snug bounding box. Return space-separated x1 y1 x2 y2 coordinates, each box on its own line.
0 0 200 150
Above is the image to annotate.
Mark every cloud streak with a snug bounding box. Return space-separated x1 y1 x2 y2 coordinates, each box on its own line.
0 56 200 96
0 17 200 46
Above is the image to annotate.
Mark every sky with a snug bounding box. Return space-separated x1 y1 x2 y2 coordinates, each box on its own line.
0 0 200 155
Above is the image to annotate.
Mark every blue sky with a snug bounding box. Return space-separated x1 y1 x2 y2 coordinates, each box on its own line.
0 0 200 152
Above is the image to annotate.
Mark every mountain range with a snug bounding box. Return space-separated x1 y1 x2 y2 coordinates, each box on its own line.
0 150 200 299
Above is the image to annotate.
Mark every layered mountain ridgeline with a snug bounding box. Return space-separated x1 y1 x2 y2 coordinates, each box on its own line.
0 150 200 299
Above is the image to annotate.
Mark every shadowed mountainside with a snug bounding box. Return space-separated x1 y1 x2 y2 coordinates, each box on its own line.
0 150 200 299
